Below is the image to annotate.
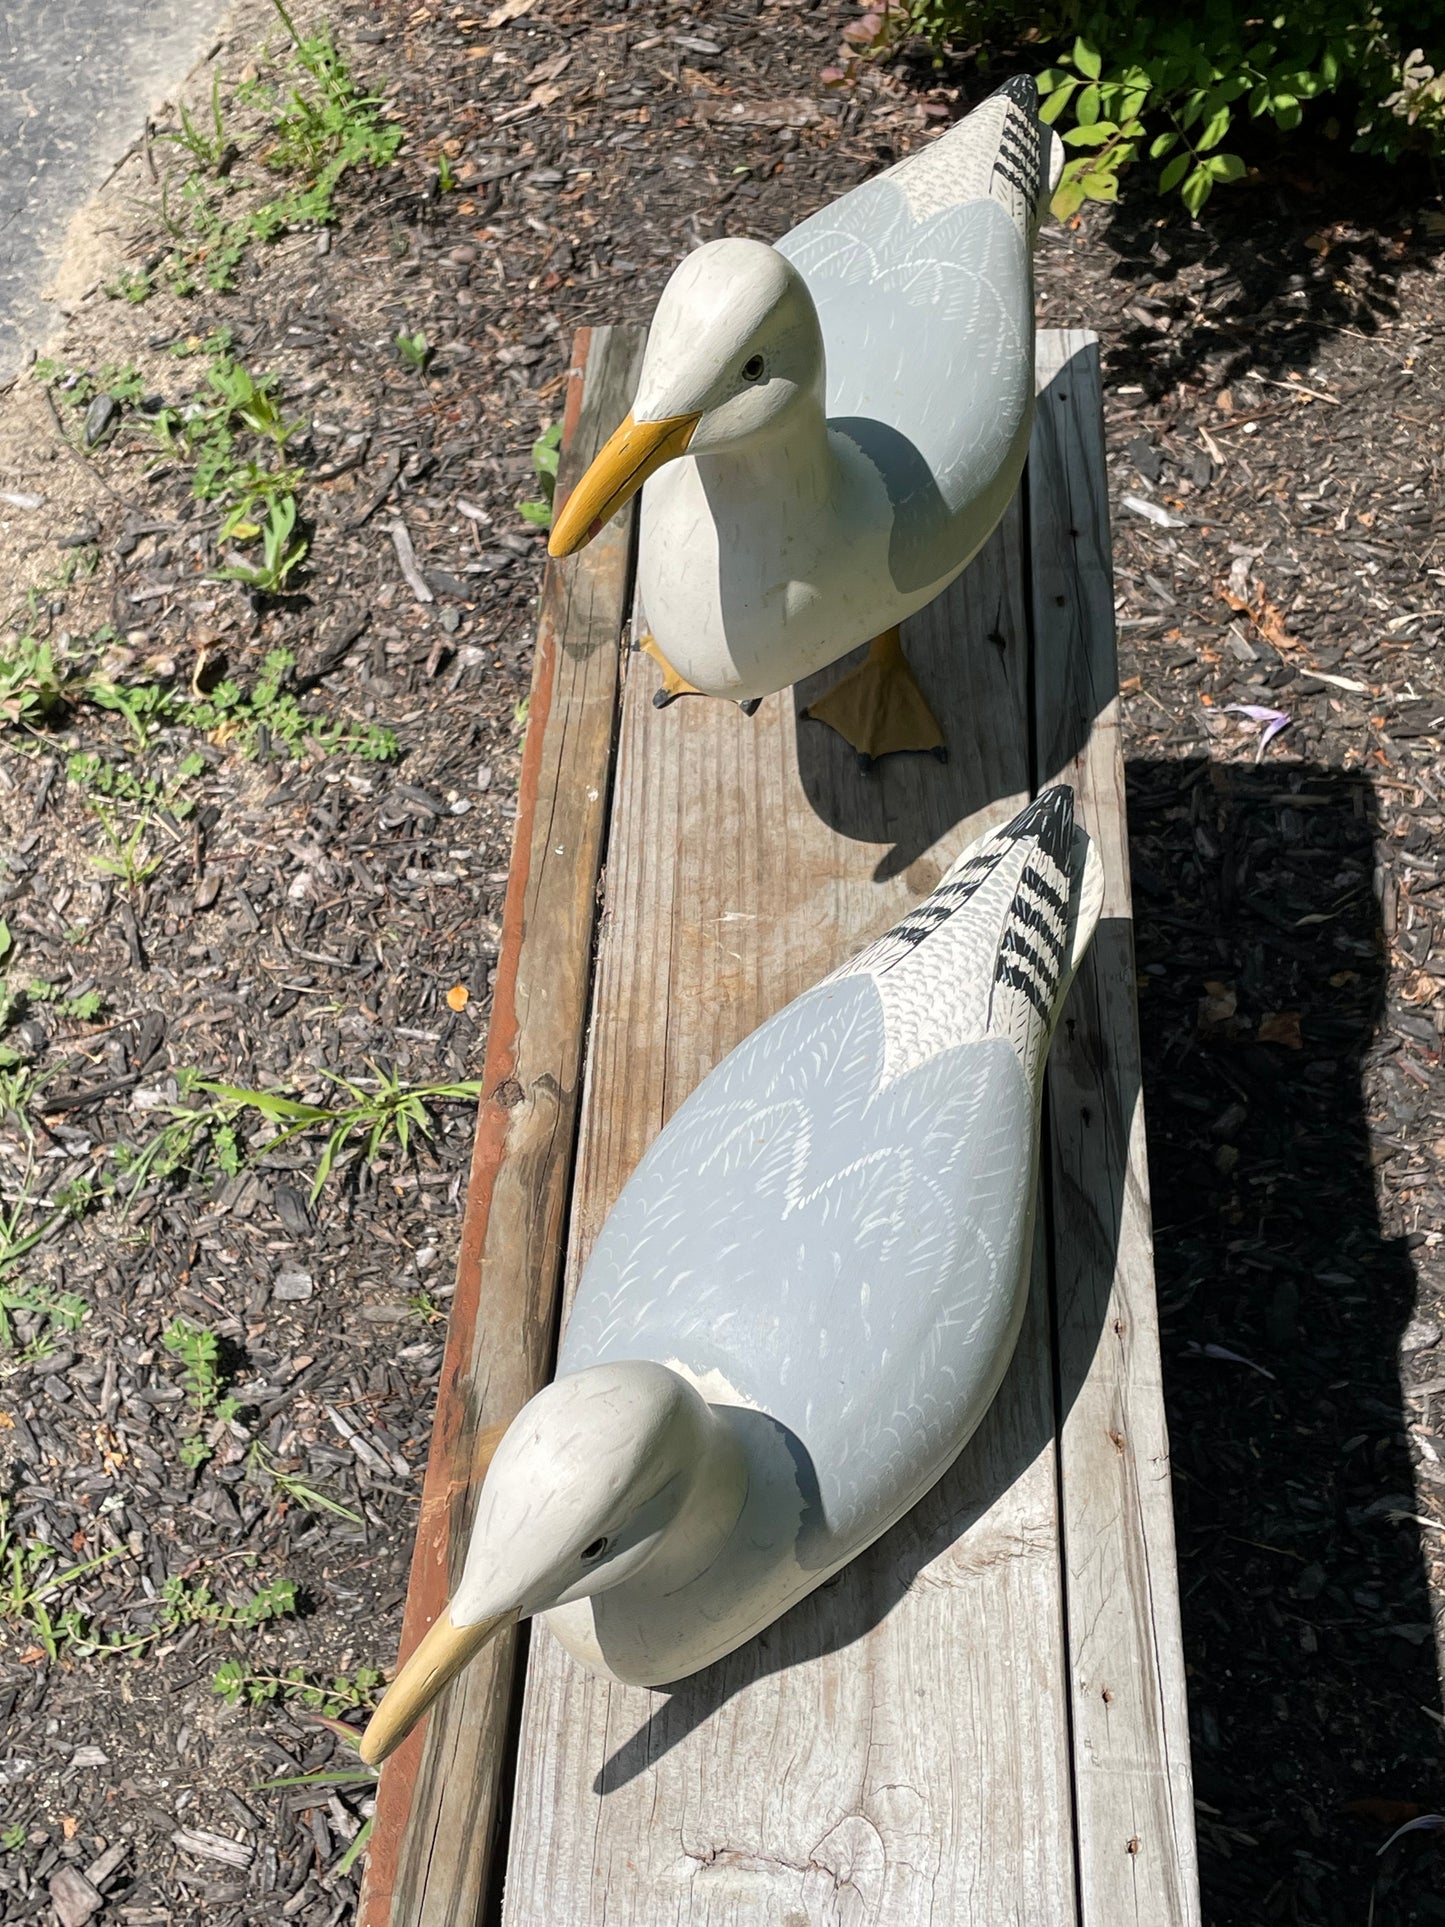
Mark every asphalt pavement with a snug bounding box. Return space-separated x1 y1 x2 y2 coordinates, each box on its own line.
0 0 231 377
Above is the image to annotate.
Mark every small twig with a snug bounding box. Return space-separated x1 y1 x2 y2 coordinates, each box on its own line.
345 450 401 529
117 899 147 972
389 520 434 603
38 1073 142 1115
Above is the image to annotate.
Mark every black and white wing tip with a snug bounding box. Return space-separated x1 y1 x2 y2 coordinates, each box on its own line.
987 74 1065 222
987 785 1103 1076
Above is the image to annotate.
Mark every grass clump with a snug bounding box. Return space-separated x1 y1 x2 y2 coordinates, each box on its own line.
199 1065 483 1203
141 0 403 300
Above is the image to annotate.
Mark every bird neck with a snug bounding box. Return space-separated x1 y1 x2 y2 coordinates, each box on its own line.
638 1396 750 1594
695 389 836 514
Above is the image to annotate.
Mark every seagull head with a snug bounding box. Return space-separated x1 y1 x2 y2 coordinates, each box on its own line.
358 1360 737 1763
548 237 823 558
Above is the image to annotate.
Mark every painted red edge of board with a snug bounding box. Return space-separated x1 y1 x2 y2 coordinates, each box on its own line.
358 325 596 1926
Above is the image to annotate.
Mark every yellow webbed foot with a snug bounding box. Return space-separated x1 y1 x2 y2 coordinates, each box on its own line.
639 632 703 710
802 628 947 770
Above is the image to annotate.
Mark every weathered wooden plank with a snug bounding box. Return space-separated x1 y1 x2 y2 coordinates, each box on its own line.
359 323 647 1927
1030 328 1201 1927
503 443 1081 1919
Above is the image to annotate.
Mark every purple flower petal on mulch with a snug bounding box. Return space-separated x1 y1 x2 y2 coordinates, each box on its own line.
1378 1814 1445 1856
1224 703 1291 760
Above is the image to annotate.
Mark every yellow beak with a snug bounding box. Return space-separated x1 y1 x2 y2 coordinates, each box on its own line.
548 410 702 558
358 1607 516 1765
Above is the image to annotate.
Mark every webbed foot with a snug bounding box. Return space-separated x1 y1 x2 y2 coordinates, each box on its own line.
640 631 703 709
802 628 945 765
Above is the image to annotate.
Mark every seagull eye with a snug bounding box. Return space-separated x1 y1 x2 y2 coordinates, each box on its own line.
740 355 765 382
581 1536 609 1561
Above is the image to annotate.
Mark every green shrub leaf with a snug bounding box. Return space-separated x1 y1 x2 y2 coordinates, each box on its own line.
1180 165 1214 217
1197 103 1233 150
1063 121 1118 147
1158 152 1191 192
1072 36 1102 80
1080 169 1121 201
1207 151 1247 181
1038 80 1078 124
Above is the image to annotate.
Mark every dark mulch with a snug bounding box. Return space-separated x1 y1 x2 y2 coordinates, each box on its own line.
1040 150 1445 1925
0 0 1442 1921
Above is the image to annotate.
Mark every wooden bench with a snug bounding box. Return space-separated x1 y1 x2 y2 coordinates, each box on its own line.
358 325 1201 1927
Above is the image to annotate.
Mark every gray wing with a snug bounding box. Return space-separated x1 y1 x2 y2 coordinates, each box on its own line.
778 178 1034 594
560 974 1036 1564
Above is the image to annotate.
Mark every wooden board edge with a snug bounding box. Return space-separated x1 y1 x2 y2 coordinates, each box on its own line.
358 324 639 1927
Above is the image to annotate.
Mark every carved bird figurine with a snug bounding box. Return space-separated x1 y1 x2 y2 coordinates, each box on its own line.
545 76 1062 767
360 787 1102 1764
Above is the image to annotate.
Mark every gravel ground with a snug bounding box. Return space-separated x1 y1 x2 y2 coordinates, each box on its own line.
0 1 1442 1922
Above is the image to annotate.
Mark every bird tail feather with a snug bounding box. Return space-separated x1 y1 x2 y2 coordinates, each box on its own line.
975 786 1101 1084
988 75 1061 236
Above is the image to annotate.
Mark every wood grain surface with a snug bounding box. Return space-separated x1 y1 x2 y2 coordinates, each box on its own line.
358 322 646 1927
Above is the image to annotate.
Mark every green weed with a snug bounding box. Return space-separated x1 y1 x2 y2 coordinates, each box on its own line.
395 328 430 374
255 1756 377 1873
179 648 396 759
0 634 78 728
199 1066 483 1202
150 5 402 297
158 69 232 173
31 360 146 408
0 1151 96 1360
0 1277 86 1360
162 1572 297 1632
247 1442 364 1525
213 492 308 595
0 1504 297 1661
254 1 403 184
213 1658 384 1719
0 924 103 1076
103 269 154 306
87 803 170 892
517 422 562 530
0 1497 122 1663
106 1081 243 1218
163 1317 240 1466
0 633 395 767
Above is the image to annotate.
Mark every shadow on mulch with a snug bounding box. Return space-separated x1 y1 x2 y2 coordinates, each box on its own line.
1083 135 1439 402
1130 755 1442 1927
